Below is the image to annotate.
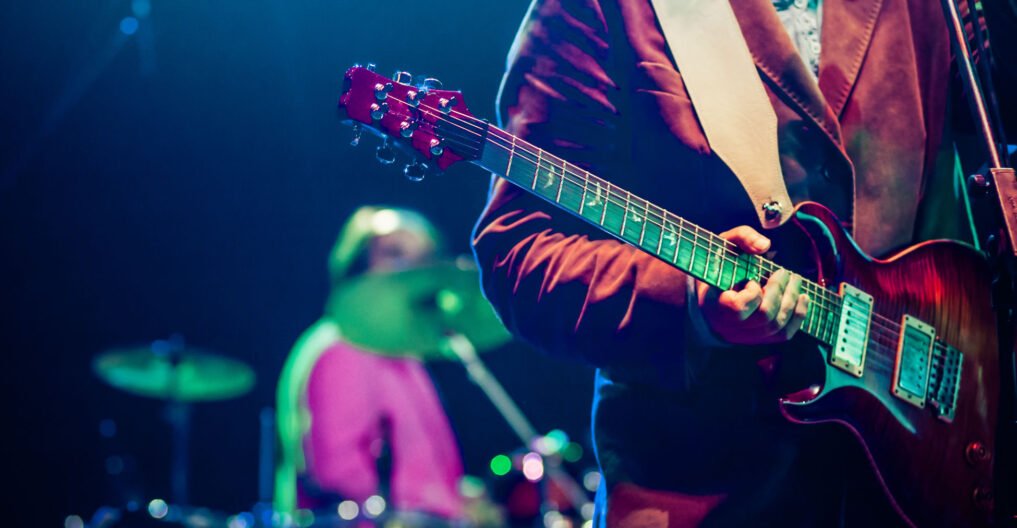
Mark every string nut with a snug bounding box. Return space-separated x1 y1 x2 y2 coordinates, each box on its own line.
429 138 444 157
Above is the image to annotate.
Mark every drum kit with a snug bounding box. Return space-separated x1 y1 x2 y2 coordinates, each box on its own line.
88 259 596 528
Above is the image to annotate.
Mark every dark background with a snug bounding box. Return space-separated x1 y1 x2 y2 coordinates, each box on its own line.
0 1 597 525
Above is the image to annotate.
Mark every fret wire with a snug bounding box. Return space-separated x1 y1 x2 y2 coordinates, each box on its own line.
578 172 589 215
531 150 542 190
505 135 516 177
483 130 851 318
554 161 565 202
599 182 611 226
405 104 902 343
620 191 631 235
639 200 649 246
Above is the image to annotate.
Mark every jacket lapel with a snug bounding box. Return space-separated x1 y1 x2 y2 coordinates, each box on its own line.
818 0 885 117
729 0 843 145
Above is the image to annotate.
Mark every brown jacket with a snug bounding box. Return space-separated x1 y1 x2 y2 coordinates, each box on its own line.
472 0 994 526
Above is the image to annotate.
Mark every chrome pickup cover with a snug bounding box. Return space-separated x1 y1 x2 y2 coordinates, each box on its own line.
830 283 873 377
892 315 935 408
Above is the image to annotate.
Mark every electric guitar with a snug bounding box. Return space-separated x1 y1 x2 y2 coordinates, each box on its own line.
336 65 1000 527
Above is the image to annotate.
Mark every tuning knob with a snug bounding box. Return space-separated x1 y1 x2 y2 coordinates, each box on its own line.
370 102 389 120
366 63 377 72
399 120 418 138
394 71 413 84
404 161 428 182
438 96 458 114
423 77 443 91
429 138 444 157
374 82 394 101
375 139 396 165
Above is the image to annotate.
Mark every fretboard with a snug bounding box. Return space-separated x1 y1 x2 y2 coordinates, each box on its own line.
475 125 843 346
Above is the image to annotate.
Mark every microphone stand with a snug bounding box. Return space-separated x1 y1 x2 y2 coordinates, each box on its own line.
939 0 1017 524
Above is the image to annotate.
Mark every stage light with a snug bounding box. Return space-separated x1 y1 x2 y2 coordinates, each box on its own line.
148 499 169 519
522 452 544 482
562 442 583 462
490 454 512 476
364 495 386 517
131 0 151 18
337 500 359 520
119 17 139 36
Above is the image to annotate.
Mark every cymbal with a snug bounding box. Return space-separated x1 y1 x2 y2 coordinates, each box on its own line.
325 258 511 360
93 344 255 402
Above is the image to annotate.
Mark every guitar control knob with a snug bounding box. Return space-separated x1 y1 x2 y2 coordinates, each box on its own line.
429 138 444 157
404 161 428 182
394 71 413 84
375 139 396 165
423 77 443 91
965 442 990 465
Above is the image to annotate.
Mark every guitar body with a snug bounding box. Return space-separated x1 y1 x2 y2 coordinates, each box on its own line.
782 202 1000 528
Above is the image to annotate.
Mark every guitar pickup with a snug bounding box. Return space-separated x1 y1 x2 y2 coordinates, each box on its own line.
830 283 873 377
892 315 935 408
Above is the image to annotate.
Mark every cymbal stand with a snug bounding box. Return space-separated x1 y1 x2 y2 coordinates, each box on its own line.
154 337 191 506
442 333 590 515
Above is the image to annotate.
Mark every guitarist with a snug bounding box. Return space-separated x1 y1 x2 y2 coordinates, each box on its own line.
472 0 1017 526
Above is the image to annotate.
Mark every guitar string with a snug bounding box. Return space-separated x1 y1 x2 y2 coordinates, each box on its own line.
434 106 947 356
412 101 942 355
375 94 952 363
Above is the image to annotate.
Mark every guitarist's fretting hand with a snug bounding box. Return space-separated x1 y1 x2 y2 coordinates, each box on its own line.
695 226 810 345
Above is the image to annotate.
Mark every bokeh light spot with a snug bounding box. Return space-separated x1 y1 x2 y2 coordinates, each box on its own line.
490 454 512 476
119 17 139 35
148 499 169 519
337 500 359 520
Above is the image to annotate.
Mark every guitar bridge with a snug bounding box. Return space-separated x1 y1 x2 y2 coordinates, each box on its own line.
928 344 963 422
892 315 935 408
830 283 873 377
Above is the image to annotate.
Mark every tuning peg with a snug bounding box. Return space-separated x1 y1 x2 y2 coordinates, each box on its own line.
394 71 413 84
406 90 421 107
399 120 418 138
423 77 443 91
404 161 428 182
375 138 396 165
367 63 377 72
429 138 444 156
374 82 394 101
350 124 363 147
370 102 389 120
438 96 458 114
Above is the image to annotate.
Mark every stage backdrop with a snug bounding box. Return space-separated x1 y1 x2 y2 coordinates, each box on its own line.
0 1 597 524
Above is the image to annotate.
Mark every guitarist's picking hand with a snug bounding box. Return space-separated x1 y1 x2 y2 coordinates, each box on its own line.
695 226 809 345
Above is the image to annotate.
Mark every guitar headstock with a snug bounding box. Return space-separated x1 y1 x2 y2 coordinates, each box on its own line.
337 64 485 180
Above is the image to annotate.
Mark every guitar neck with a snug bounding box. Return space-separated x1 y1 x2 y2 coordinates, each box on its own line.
474 124 841 346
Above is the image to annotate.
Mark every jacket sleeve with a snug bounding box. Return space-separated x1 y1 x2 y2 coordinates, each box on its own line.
471 0 710 385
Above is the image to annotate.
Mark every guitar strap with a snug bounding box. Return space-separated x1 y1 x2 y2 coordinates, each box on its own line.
648 0 792 229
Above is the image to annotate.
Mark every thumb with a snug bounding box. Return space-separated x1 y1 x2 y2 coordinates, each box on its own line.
719 225 771 254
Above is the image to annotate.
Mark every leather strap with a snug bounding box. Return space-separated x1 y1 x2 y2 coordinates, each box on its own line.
649 0 791 228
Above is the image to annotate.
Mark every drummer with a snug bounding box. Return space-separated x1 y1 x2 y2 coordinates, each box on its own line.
275 206 465 523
